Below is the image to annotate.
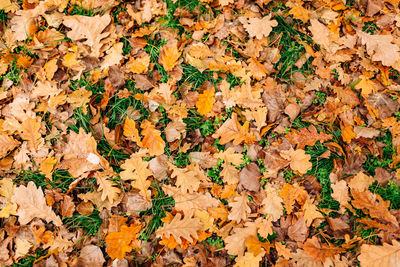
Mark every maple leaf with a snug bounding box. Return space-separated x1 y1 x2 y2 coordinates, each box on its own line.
140 120 165 156
212 113 256 145
358 240 400 267
105 224 141 259
196 89 215 116
11 181 62 226
63 14 111 57
285 125 332 149
155 212 203 243
228 193 251 223
159 40 181 71
239 14 278 40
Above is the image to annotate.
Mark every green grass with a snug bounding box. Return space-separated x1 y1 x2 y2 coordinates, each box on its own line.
14 169 75 193
362 130 395 176
179 63 219 90
63 209 103 236
139 183 175 241
0 10 7 23
68 107 91 133
306 142 340 211
0 60 22 86
369 180 400 210
13 249 49 267
270 16 314 83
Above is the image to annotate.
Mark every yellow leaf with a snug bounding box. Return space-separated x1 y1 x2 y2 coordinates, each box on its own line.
140 120 165 156
355 75 377 98
159 40 181 71
196 89 215 116
20 118 43 150
123 118 142 145
40 156 57 179
44 58 58 80
63 53 81 68
303 198 324 226
239 14 278 40
0 133 20 158
127 53 150 74
120 154 152 200
341 124 356 143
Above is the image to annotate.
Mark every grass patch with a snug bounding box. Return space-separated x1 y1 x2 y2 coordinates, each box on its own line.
369 180 400 210
306 142 340 210
14 169 75 193
270 16 314 82
13 249 49 267
63 209 103 236
139 183 175 241
362 130 395 176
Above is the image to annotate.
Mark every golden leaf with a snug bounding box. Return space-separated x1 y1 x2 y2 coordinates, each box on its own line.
302 199 324 226
196 88 215 116
140 120 165 156
120 154 152 199
105 224 141 259
159 40 181 71
212 113 256 145
127 53 150 74
0 134 20 158
20 118 43 151
123 117 142 145
39 156 57 179
44 58 58 80
239 14 278 40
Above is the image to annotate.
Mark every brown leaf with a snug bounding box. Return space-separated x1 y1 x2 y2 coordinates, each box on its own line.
228 193 251 223
239 163 261 192
61 195 75 217
358 240 400 267
288 216 308 242
285 125 332 149
303 236 344 262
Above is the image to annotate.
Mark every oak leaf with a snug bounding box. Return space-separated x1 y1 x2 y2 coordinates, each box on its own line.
11 181 62 226
123 117 142 145
170 162 208 193
140 120 165 156
212 113 256 145
358 240 400 267
120 155 152 199
159 40 181 71
126 53 150 74
262 183 283 221
280 149 312 174
105 224 141 259
220 162 240 185
20 118 43 151
348 172 374 192
285 125 332 149
235 251 264 267
331 180 350 208
224 221 258 256
0 178 17 218
279 183 308 214
228 193 251 223
351 189 398 226
0 134 20 158
96 174 121 204
303 236 345 262
239 15 278 40
155 212 202 243
302 198 324 226
63 14 111 57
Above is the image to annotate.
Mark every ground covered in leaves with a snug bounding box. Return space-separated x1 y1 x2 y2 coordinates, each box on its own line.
1 0 400 266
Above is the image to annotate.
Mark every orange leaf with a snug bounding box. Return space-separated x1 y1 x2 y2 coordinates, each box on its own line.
123 118 142 145
212 113 256 145
196 89 215 116
105 224 141 260
140 120 165 156
285 125 332 149
159 40 181 71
